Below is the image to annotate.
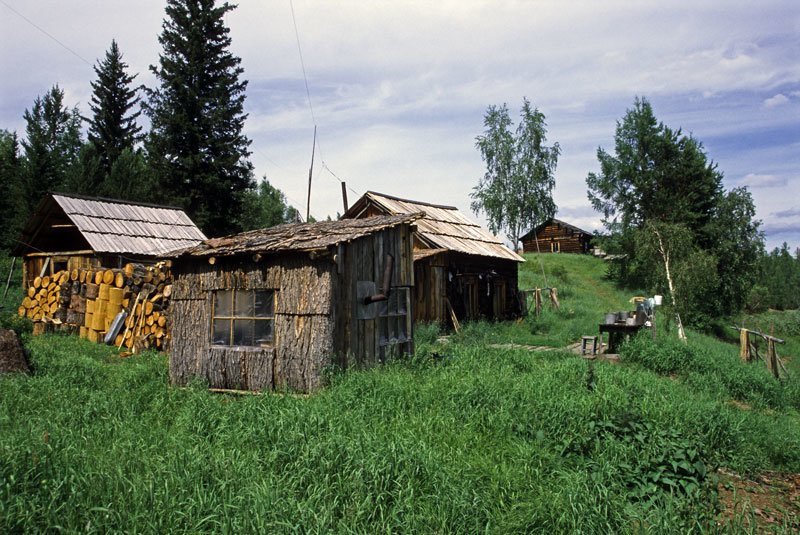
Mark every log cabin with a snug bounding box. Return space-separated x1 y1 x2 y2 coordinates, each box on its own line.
12 193 206 288
342 191 524 326
521 218 593 254
168 213 419 393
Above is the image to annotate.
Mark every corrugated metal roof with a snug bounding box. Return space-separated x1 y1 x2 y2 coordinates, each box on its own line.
344 191 524 262
180 213 422 258
51 194 206 256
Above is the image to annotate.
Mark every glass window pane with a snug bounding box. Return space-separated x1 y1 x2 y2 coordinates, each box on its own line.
233 319 254 346
254 319 274 345
379 317 388 344
254 290 274 317
214 291 232 317
234 290 254 317
397 289 407 314
398 315 408 341
212 319 230 345
378 299 389 318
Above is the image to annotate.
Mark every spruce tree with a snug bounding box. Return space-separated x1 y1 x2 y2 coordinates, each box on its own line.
21 85 82 213
86 40 142 181
144 0 254 236
0 130 26 250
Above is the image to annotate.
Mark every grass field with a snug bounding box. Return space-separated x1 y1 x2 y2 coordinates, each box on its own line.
1 253 799 532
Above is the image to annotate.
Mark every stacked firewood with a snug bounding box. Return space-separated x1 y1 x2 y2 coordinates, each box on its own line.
18 262 172 352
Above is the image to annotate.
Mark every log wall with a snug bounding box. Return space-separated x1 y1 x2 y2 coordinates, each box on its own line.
522 222 591 254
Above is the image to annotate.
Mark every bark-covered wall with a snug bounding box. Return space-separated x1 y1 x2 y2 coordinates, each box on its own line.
170 254 335 393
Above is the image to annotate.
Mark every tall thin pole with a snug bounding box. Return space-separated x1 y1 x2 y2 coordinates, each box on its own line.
2 257 16 303
306 125 317 223
341 181 348 214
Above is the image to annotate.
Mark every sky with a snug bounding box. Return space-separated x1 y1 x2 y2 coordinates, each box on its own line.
1 0 799 251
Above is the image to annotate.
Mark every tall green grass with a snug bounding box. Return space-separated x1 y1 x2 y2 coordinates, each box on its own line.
2 333 799 532
2 253 799 531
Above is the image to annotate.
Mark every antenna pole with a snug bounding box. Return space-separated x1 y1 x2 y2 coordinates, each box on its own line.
306 125 317 222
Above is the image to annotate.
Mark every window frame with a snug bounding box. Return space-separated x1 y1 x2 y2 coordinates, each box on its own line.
210 288 276 348
377 286 412 354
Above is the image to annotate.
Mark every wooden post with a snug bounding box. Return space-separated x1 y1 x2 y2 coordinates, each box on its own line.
739 328 750 362
534 288 542 316
767 340 779 379
549 287 560 310
341 181 348 213
2 256 16 302
306 125 317 223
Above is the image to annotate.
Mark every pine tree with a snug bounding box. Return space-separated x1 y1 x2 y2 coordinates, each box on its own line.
144 0 254 236
21 85 83 213
86 40 143 181
0 130 26 250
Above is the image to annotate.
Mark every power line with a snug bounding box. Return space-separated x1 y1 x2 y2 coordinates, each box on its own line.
1 0 93 67
287 0 360 202
288 0 316 126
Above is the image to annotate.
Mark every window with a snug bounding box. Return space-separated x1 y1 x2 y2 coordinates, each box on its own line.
211 289 275 347
378 287 411 348
550 241 560 253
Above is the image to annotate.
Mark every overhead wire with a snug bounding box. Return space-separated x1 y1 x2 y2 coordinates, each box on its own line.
287 0 360 206
1 0 93 67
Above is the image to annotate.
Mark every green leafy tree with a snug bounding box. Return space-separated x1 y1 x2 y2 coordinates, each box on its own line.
86 40 142 181
144 0 254 237
0 130 26 250
472 98 559 250
703 187 764 315
21 85 82 212
587 97 763 327
239 179 300 231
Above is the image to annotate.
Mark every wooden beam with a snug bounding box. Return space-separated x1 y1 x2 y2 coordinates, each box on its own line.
25 250 94 258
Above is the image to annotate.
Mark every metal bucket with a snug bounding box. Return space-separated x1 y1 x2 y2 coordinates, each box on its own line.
604 313 617 324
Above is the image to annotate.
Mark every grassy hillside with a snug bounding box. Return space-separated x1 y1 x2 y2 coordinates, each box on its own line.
1 253 799 532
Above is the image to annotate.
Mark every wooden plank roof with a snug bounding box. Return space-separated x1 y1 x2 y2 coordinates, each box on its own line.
342 191 524 262
14 193 206 257
178 213 422 258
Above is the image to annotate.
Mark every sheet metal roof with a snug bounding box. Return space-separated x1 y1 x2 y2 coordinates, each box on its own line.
16 193 206 257
343 191 524 262
180 213 422 257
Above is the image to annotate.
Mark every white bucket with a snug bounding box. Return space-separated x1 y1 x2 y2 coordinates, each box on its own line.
654 295 663 306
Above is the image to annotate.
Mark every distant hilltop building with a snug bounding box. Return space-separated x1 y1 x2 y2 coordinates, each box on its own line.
521 218 593 254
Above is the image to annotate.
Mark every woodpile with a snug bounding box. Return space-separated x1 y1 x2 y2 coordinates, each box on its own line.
19 262 173 352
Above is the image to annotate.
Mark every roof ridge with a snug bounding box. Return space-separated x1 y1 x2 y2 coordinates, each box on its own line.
367 191 459 211
51 191 185 211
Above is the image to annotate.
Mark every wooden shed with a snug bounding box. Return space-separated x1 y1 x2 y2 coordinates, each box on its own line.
521 218 593 254
169 213 419 393
13 193 206 288
342 191 524 325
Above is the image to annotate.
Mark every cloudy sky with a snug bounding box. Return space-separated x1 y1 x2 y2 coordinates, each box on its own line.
1 0 799 250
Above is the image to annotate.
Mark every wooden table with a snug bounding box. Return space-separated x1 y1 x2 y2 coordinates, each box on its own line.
598 323 646 353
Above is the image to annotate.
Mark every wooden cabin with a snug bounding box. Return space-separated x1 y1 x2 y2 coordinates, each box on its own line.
342 191 524 326
521 218 593 254
13 193 206 288
169 214 419 393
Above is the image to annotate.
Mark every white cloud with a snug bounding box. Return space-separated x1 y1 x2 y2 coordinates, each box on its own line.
737 173 788 188
763 93 790 107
